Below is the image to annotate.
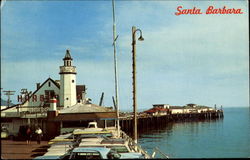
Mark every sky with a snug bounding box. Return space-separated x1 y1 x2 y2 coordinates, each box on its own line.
1 0 249 111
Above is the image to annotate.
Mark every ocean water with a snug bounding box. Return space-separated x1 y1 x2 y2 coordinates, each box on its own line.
138 107 250 158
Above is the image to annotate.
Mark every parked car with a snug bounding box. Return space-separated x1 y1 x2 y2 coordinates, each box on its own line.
69 147 145 159
69 147 113 159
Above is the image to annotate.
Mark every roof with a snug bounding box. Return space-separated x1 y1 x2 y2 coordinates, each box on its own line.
21 77 60 105
1 78 60 112
153 104 169 106
72 147 111 155
59 103 113 113
169 106 183 109
1 104 19 112
53 112 117 121
63 49 73 60
101 139 125 144
77 133 112 139
73 129 112 135
184 105 211 109
187 103 197 105
50 141 76 146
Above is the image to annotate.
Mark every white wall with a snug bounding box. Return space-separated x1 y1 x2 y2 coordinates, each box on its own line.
60 73 76 108
21 79 60 112
171 109 184 114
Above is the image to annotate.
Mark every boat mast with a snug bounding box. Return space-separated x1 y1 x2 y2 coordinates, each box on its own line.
112 0 120 137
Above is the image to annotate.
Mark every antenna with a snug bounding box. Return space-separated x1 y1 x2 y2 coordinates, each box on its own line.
112 0 120 137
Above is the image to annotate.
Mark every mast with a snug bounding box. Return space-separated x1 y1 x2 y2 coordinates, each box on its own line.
112 0 120 137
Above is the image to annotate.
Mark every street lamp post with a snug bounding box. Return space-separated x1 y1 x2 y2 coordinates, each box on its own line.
132 26 144 143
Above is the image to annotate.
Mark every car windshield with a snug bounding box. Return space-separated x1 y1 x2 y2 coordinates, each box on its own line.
71 152 102 159
108 146 129 153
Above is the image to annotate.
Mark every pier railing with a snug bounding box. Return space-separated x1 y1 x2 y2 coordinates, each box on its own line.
120 130 169 159
152 147 169 159
120 130 151 158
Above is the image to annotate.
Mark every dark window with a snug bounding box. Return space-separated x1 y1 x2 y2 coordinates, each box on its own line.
48 82 51 87
44 90 55 104
72 80 74 83
66 98 69 100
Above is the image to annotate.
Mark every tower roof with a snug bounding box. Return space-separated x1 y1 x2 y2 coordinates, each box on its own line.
63 49 73 60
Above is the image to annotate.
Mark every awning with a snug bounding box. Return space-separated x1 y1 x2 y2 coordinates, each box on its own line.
52 112 117 121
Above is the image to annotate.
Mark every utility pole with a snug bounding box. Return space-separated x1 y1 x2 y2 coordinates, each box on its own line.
3 90 15 107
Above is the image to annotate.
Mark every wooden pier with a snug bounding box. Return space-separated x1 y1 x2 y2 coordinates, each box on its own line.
119 110 224 135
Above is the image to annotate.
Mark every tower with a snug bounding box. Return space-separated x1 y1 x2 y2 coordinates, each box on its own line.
59 50 77 108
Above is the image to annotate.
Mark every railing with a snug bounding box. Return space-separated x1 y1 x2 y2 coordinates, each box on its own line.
152 147 169 159
59 66 76 73
120 130 151 158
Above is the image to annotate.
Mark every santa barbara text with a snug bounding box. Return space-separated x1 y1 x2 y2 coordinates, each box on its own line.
175 6 243 16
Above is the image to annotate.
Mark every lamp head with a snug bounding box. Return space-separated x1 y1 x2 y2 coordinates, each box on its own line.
138 35 144 41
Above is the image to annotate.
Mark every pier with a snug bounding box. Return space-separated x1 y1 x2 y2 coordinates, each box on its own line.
119 110 224 135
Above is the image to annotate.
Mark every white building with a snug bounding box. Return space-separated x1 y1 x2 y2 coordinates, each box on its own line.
150 104 215 115
19 78 60 112
14 50 84 113
59 50 77 108
1 50 116 139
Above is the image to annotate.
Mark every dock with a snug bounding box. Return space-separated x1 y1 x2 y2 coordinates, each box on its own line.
119 110 224 135
1 140 49 159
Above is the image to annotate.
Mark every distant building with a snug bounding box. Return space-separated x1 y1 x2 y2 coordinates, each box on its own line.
186 103 197 108
144 104 215 115
144 107 168 116
153 104 170 109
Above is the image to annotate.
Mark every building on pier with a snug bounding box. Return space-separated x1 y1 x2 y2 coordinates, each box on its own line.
144 104 216 115
1 50 117 139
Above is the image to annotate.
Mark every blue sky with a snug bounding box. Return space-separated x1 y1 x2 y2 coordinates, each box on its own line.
1 0 249 110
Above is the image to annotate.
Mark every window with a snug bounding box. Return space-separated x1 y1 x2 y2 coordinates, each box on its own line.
45 90 55 98
109 146 129 153
72 80 74 83
48 82 51 87
71 152 101 159
45 90 55 102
